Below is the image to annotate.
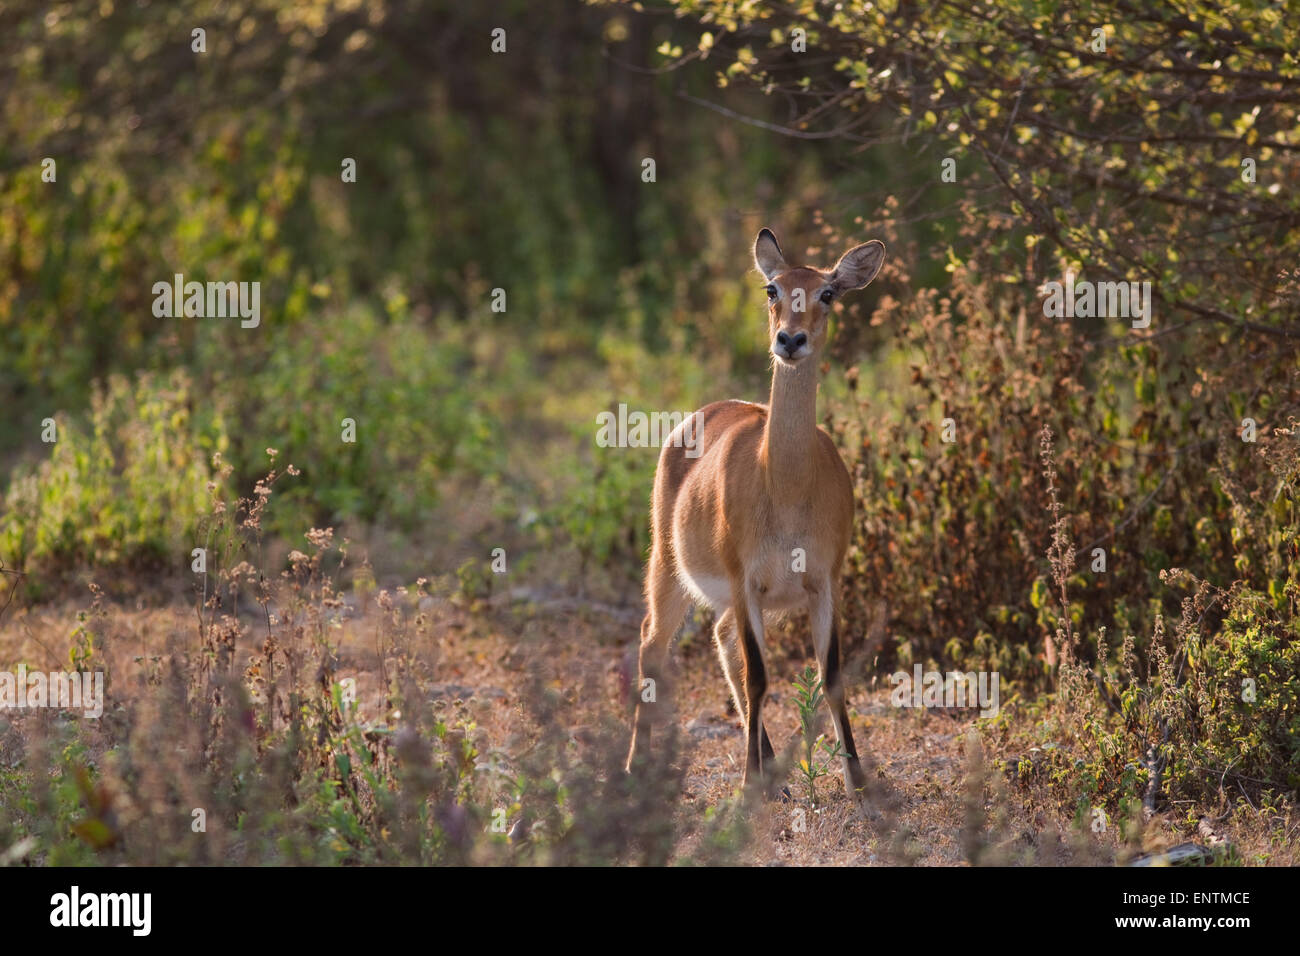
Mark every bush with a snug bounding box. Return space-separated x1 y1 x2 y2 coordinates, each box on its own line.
225 306 503 541
0 370 226 594
1022 424 1300 816
829 208 1299 694
1176 582 1300 796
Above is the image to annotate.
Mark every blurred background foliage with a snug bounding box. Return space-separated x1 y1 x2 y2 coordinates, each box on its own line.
1 0 1298 798
2 0 845 588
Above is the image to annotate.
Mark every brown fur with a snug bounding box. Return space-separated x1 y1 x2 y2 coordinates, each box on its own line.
626 229 885 800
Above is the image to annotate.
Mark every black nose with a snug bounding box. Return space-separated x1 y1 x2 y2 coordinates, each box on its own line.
775 330 807 356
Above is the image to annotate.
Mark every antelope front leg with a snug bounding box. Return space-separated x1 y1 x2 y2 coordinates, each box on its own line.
810 585 867 799
732 594 770 795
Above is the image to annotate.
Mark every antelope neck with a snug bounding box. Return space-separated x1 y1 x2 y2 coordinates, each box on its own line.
761 358 819 490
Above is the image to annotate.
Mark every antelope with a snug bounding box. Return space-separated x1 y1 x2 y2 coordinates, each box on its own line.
626 228 885 800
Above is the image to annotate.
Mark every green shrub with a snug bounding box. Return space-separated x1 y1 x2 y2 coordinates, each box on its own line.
830 209 1298 694
225 306 503 541
1033 425 1300 813
1175 583 1300 795
535 440 653 592
0 370 226 592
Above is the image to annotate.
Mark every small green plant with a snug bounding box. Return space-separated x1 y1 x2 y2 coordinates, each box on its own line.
792 665 844 805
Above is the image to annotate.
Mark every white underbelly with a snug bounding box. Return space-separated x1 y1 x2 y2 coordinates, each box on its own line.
676 568 731 610
675 567 808 615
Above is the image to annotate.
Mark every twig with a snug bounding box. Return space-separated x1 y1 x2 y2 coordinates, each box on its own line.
1142 718 1172 820
677 91 874 141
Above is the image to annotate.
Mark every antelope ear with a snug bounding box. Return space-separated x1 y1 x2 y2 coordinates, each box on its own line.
754 228 789 281
829 240 886 292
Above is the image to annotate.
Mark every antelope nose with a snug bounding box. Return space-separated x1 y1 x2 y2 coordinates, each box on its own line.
775 330 807 356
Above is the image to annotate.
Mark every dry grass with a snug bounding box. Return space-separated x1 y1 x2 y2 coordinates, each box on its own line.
4 580 1291 866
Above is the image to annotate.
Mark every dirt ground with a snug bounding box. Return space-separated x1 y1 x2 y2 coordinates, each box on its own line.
2 585 1294 866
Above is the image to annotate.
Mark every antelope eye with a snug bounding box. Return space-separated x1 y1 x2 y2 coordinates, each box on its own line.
820 289 834 303
766 284 778 300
